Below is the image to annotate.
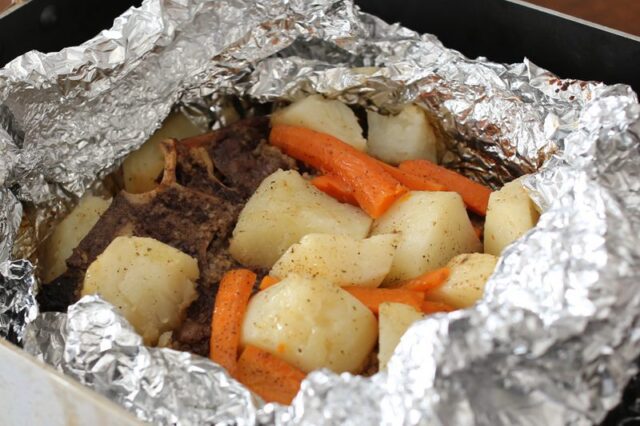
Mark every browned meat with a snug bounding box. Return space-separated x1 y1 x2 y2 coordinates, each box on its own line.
174 116 296 199
38 116 296 356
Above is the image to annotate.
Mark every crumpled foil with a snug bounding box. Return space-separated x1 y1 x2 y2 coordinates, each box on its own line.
1 0 639 425
0 259 37 344
25 295 258 425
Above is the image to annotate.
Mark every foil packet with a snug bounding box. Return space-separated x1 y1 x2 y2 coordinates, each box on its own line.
1 0 640 425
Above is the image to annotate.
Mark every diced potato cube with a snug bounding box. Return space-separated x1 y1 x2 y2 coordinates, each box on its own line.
81 236 199 345
241 274 378 373
40 195 112 283
484 177 540 256
270 233 397 287
271 95 367 151
123 112 201 193
367 105 438 164
372 191 481 283
230 170 372 268
425 253 498 309
378 302 423 370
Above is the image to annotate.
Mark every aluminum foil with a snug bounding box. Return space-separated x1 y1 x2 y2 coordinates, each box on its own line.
25 295 258 425
1 0 640 425
0 259 37 344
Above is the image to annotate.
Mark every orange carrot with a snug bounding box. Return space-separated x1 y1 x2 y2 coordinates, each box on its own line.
270 125 407 218
376 161 445 192
342 286 423 314
311 175 358 206
235 345 306 405
259 275 280 291
396 267 450 292
399 159 492 216
421 300 456 314
210 269 257 375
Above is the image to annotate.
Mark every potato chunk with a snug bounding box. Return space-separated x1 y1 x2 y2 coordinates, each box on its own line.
367 105 438 164
81 236 199 345
271 95 367 151
425 253 497 309
122 112 201 193
241 275 377 373
270 233 397 287
40 195 112 283
230 170 372 268
484 178 540 256
378 302 423 370
372 191 481 283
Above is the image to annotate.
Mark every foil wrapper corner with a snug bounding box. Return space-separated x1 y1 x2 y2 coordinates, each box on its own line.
25 296 260 425
2 0 640 425
0 259 37 345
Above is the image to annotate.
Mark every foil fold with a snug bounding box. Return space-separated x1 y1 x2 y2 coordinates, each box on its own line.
25 295 259 425
0 259 37 344
0 0 639 425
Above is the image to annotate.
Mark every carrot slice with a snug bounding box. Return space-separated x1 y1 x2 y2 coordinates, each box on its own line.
210 269 257 375
376 161 445 192
270 125 408 218
399 159 492 216
311 175 358 206
421 300 456 314
395 267 450 292
259 275 280 291
342 286 423 314
235 345 306 405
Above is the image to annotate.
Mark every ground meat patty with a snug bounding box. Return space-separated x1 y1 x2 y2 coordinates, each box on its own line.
38 116 297 357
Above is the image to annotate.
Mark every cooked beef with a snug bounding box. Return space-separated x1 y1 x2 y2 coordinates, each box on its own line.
175 116 296 199
37 116 296 356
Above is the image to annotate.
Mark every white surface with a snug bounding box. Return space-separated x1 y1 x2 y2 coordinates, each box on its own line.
0 338 142 426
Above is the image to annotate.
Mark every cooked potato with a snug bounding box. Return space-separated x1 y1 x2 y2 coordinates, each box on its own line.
229 170 372 268
270 233 397 287
367 105 438 164
122 112 201 193
484 178 540 256
241 274 377 373
425 253 497 309
81 236 199 346
271 95 367 151
378 302 423 370
372 191 482 283
40 195 112 283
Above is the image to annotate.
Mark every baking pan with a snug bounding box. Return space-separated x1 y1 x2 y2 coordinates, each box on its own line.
1 0 639 96
0 339 142 425
355 0 640 94
1 1 639 424
0 0 141 66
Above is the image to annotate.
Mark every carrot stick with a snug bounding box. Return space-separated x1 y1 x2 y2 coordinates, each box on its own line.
210 269 257 375
270 125 408 218
311 175 358 206
399 159 492 216
421 300 456 314
395 267 450 292
342 286 423 314
259 275 280 291
235 345 306 405
376 161 445 192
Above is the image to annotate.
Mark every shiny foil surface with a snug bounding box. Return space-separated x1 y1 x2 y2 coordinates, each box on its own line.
1 0 640 424
25 296 259 425
0 259 37 344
